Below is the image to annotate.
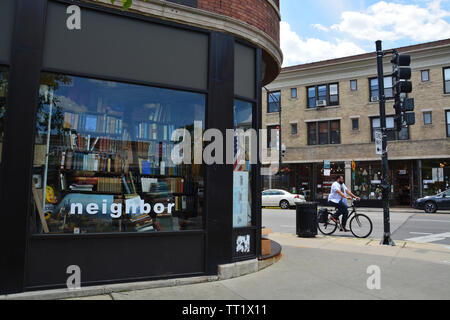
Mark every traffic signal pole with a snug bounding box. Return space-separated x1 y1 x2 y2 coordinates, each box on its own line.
376 40 396 246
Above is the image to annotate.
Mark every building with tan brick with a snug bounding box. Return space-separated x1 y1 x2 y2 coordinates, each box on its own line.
263 39 450 207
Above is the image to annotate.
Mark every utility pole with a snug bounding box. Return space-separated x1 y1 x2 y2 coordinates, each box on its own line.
376 40 395 246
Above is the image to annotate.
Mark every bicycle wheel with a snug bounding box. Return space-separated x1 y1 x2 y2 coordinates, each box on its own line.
318 217 338 235
349 214 373 238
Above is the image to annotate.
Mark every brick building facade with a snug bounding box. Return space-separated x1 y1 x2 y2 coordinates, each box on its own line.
263 39 450 207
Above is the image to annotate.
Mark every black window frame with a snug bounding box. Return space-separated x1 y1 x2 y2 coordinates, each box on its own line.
267 90 281 113
370 116 410 141
290 87 297 99
423 111 432 125
446 110 450 137
350 79 358 91
290 123 298 135
369 76 393 102
307 120 341 146
306 83 339 108
444 67 450 94
351 118 359 131
421 69 430 82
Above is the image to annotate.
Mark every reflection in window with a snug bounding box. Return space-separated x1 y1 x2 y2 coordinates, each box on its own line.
267 91 280 113
233 100 253 228
444 68 450 94
370 76 393 101
31 73 205 234
0 67 8 163
371 116 409 141
308 120 341 146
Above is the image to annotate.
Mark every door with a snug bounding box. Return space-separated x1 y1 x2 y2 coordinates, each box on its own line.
262 191 270 206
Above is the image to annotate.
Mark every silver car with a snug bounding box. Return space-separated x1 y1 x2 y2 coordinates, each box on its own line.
262 189 306 209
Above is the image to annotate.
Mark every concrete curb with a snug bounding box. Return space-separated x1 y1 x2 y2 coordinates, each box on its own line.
1 255 282 300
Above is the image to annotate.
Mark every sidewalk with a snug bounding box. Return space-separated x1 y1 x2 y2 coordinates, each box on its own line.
65 233 450 300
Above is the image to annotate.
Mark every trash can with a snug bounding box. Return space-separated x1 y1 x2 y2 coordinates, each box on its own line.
296 202 318 238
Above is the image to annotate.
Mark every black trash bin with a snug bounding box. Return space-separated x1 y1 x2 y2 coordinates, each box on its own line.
296 202 318 238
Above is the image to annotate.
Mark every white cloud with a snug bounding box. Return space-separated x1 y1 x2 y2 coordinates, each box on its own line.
311 24 329 32
280 21 366 67
331 0 450 42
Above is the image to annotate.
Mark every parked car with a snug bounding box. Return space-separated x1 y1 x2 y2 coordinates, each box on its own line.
413 189 450 213
262 189 306 209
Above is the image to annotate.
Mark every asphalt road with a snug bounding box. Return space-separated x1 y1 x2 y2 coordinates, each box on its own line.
262 207 450 245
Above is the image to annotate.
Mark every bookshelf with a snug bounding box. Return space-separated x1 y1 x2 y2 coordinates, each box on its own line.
37 105 204 234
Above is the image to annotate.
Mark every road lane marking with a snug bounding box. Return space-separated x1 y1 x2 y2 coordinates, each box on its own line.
406 232 450 243
409 219 450 223
409 232 432 235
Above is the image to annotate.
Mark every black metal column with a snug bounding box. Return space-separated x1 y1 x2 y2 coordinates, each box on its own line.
376 40 395 246
205 32 234 274
0 0 47 294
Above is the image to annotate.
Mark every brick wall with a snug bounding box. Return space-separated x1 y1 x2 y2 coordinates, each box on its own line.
198 0 280 44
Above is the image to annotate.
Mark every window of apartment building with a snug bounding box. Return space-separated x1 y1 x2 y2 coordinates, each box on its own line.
421 70 430 82
291 88 297 99
350 80 358 91
291 123 298 135
371 116 409 141
307 120 340 145
447 111 450 137
423 112 432 125
267 125 279 148
267 90 281 113
370 76 393 102
352 118 359 130
307 83 339 108
444 68 450 94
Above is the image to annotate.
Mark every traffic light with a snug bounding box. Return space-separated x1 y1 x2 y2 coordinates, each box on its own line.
391 51 415 130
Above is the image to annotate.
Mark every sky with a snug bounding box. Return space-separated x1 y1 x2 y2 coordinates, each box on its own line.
280 0 450 67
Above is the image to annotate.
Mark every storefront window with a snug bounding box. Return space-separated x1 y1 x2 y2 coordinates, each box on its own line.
0 67 8 163
316 162 345 201
233 100 253 228
422 159 450 197
31 73 205 234
353 162 383 200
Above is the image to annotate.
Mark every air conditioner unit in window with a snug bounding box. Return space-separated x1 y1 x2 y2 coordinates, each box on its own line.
316 100 327 107
371 96 379 102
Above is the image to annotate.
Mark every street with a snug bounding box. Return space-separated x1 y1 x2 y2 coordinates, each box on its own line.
263 207 450 245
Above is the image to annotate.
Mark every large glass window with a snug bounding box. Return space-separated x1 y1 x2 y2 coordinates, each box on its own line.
267 91 280 113
307 87 316 108
447 111 450 137
233 100 253 228
353 162 383 200
371 116 409 141
0 67 8 164
370 76 393 102
307 83 339 108
421 159 450 197
31 73 205 234
307 120 341 146
444 68 450 94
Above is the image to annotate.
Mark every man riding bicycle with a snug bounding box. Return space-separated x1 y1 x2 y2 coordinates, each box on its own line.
328 175 360 232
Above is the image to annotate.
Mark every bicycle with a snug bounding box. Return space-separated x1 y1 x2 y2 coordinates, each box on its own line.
317 199 373 238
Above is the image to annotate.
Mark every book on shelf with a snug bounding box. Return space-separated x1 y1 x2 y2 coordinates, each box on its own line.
97 177 122 193
69 184 94 192
63 112 123 135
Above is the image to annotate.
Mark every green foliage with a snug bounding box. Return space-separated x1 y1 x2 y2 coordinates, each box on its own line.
97 0 148 10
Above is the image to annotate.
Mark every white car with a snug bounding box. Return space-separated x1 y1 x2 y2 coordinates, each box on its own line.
262 189 306 209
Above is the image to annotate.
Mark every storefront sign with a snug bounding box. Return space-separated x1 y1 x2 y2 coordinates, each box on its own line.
233 171 249 228
324 160 331 169
236 235 251 253
324 169 331 177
